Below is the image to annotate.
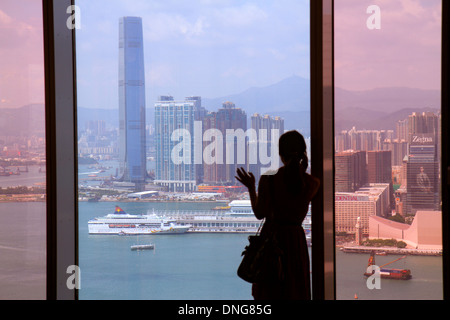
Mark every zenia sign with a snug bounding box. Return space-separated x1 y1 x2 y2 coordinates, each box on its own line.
411 135 434 144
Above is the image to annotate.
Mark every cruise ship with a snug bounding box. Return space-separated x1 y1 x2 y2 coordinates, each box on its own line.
88 206 191 235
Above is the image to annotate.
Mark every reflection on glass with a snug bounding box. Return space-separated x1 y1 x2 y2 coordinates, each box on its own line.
334 0 442 300
76 0 310 299
0 0 46 299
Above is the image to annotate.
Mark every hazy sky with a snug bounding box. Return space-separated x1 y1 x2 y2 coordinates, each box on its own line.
335 0 442 91
0 0 442 110
0 0 44 109
74 0 310 109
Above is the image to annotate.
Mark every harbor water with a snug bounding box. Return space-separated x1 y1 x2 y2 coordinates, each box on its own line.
0 198 444 300
78 201 252 300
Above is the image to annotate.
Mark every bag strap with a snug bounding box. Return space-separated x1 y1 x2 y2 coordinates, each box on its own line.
254 174 276 236
267 174 276 222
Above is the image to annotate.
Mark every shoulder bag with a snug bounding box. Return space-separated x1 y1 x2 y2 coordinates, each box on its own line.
237 175 284 283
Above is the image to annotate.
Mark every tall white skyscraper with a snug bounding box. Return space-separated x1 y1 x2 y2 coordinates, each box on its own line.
154 96 198 192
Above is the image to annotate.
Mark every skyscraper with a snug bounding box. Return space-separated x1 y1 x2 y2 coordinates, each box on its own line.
403 112 440 214
406 133 439 214
118 17 147 190
216 102 247 185
367 150 393 209
335 150 367 193
202 111 219 184
154 96 199 192
367 150 392 184
249 113 284 184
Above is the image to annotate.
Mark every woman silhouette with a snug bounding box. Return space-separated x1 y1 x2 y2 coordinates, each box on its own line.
236 130 320 300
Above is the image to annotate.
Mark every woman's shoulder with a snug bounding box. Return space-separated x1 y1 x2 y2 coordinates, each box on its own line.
258 169 279 183
261 168 279 177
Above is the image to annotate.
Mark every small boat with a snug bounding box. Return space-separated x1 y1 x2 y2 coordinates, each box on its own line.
131 244 155 251
213 205 231 210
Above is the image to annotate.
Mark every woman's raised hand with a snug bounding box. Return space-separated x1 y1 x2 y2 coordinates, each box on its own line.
235 167 255 190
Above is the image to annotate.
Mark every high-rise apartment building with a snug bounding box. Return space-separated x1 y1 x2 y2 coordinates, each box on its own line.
86 120 106 135
249 113 284 184
202 111 219 184
335 127 393 153
395 118 408 141
118 17 147 190
382 138 408 166
202 102 247 185
407 112 439 139
154 96 201 192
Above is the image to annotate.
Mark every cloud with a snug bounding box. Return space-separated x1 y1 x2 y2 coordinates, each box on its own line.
210 3 268 28
143 13 208 42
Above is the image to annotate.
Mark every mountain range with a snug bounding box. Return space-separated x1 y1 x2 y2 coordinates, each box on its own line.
0 104 46 137
334 86 440 132
1 76 440 137
202 75 311 113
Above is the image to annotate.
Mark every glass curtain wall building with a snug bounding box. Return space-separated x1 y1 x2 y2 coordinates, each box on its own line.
118 16 147 191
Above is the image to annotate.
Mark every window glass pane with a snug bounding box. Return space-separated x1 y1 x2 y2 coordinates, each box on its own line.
334 0 442 299
0 0 46 299
75 0 310 299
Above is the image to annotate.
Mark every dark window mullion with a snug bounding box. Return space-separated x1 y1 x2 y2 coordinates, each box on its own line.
43 0 78 300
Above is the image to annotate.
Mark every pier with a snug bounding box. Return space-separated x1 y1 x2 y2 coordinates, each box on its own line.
154 209 311 234
161 210 262 233
340 245 442 256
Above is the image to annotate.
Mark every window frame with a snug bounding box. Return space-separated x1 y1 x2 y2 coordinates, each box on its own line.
441 0 450 301
41 0 449 300
43 0 78 300
310 0 336 300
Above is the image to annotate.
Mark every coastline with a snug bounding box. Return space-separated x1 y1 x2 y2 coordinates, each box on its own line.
0 195 45 202
338 245 442 256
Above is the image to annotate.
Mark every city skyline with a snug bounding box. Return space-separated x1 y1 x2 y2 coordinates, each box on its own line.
1 0 443 209
152 95 285 190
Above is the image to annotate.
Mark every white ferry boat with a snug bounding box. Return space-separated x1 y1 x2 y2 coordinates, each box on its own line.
88 206 191 235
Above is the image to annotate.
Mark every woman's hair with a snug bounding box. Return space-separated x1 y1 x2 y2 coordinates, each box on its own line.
278 130 308 193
